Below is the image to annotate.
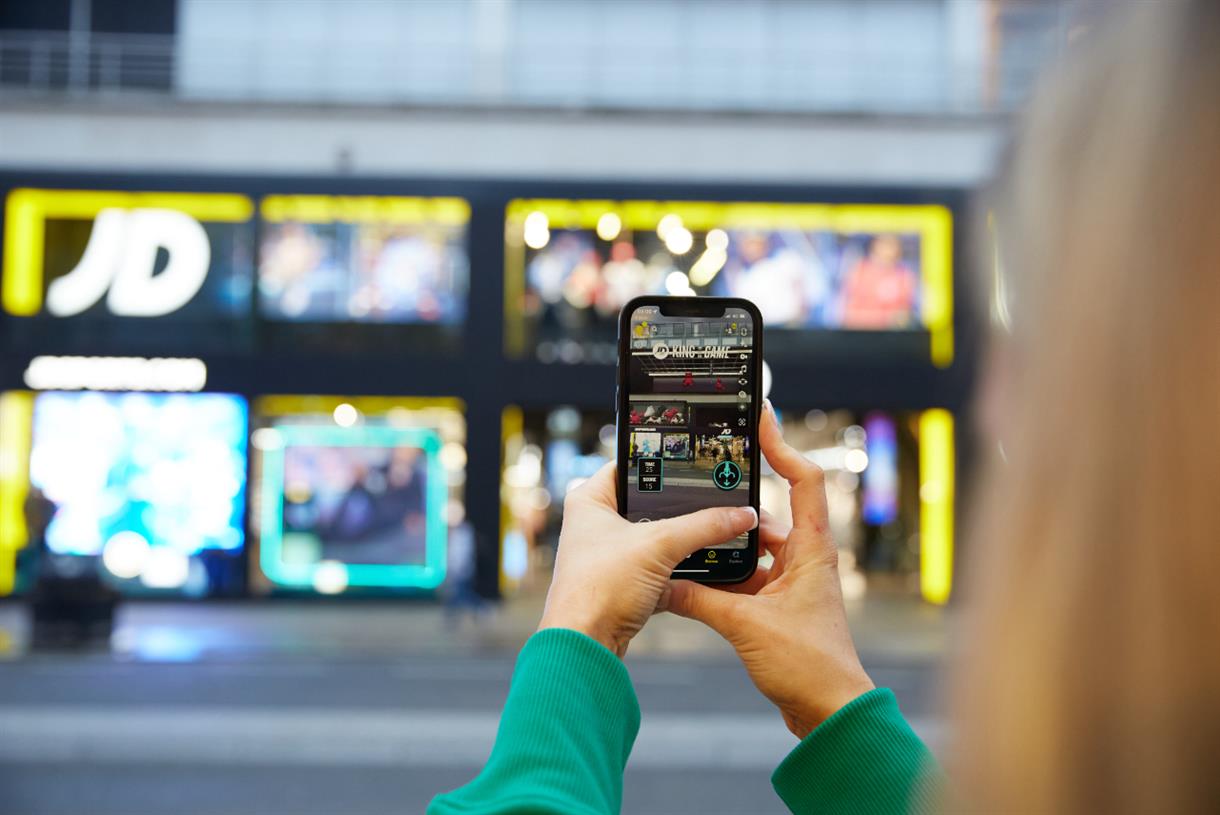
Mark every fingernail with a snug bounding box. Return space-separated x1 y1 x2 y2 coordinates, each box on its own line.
733 506 759 530
764 399 777 421
763 399 780 428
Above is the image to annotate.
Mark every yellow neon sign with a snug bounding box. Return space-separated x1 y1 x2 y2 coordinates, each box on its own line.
260 195 470 226
918 408 955 605
504 199 953 367
498 405 524 596
0 391 35 596
255 395 464 417
2 189 254 316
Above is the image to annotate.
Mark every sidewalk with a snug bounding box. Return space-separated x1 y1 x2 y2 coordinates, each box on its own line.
0 586 949 815
0 585 949 665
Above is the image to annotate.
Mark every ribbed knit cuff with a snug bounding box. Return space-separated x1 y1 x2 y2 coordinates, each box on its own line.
772 688 933 815
428 628 641 815
512 628 642 764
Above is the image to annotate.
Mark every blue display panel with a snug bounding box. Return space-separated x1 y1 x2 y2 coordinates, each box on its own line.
28 391 248 594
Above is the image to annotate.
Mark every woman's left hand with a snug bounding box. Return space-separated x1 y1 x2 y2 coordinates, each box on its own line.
538 462 758 657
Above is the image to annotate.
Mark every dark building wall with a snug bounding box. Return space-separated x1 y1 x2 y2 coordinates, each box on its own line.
91 0 176 35
0 1 71 31
0 0 175 35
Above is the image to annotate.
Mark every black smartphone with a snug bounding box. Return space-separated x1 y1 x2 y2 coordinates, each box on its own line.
616 296 762 583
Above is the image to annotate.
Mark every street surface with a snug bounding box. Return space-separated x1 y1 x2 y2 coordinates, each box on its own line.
0 597 947 814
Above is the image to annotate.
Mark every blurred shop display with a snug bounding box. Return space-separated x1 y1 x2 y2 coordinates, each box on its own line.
0 390 247 599
249 396 465 596
499 405 954 604
257 196 470 354
0 174 965 606
499 406 614 592
1 189 470 356
0 391 469 600
2 189 256 352
259 196 468 325
2 186 955 365
505 200 952 366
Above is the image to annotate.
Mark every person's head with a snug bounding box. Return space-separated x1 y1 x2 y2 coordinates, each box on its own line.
868 234 902 266
609 240 636 263
738 232 770 264
955 2 1220 812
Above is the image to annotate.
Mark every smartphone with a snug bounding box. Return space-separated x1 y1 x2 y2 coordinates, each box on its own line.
616 296 762 583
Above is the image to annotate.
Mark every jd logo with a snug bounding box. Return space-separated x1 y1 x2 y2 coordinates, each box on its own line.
46 208 211 317
652 342 670 360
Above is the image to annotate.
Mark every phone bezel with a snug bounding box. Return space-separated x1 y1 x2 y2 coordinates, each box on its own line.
616 295 763 584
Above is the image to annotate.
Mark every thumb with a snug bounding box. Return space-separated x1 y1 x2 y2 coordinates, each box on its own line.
666 579 749 640
650 505 758 566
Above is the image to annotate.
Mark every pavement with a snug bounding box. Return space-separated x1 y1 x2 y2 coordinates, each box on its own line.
0 588 949 815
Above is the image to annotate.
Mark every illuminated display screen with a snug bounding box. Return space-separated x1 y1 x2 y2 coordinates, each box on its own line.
500 405 952 603
3 189 255 321
251 396 466 593
258 196 470 325
504 200 952 365
24 391 248 594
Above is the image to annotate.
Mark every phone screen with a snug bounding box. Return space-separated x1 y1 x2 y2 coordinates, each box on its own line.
618 299 760 582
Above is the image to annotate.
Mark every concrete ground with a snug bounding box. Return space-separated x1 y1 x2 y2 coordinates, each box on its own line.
0 589 949 815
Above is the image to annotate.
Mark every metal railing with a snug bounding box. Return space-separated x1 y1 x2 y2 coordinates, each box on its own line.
0 31 175 95
0 28 1051 115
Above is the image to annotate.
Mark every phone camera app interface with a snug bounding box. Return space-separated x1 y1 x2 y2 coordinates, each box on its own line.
625 305 754 554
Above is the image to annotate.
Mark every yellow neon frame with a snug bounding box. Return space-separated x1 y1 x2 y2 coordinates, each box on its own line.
0 392 35 595
2 188 255 317
255 395 464 417
498 405 525 596
918 408 955 605
260 195 470 225
504 199 953 367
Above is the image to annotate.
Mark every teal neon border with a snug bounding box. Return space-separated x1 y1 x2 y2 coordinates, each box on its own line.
259 424 447 590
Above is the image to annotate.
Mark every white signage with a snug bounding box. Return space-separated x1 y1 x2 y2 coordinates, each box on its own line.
45 208 211 317
22 356 208 392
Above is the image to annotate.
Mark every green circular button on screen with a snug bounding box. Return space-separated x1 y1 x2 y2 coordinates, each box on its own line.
713 461 742 490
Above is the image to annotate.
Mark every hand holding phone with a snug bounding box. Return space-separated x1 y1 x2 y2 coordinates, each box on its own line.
537 462 757 657
667 402 875 737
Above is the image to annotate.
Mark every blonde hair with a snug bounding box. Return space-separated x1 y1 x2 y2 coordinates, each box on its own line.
953 1 1220 812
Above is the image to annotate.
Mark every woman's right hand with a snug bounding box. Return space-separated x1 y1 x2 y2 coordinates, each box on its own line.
665 401 876 739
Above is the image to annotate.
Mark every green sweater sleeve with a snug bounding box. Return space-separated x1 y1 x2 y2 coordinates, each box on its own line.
428 628 640 815
771 688 940 815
